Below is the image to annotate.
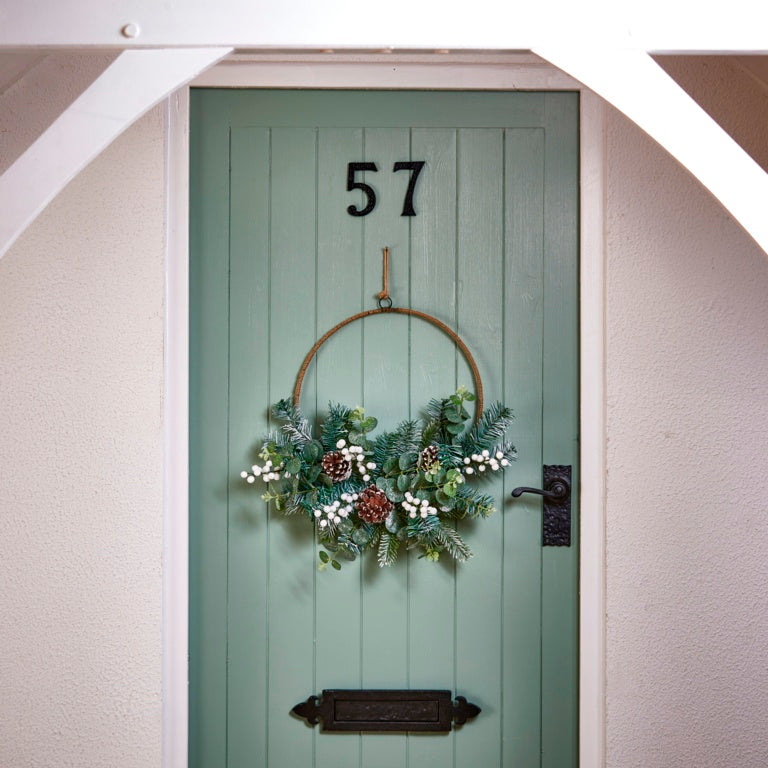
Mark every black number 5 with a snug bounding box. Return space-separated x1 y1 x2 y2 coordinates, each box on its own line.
346 162 378 217
393 161 426 216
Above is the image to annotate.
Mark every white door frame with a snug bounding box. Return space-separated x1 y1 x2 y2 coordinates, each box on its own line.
164 52 606 768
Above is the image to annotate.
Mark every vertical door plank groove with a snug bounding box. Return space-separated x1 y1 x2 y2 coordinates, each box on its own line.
189 97 230 768
359 126 410 768
503 128 546 767
541 93 580 768
455 128 505 768
267 126 318 768
228 126 271 768
314 126 365 768
407 126 458 768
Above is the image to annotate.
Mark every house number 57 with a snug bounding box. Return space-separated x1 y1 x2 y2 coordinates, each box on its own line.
346 161 426 217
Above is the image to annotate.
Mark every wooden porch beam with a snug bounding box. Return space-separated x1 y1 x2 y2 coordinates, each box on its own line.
533 46 768 257
0 47 230 260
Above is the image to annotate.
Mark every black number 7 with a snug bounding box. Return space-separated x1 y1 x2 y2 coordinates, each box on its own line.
393 161 426 216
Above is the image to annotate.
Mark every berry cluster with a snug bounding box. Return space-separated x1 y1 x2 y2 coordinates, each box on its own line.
241 459 284 484
313 493 357 528
335 439 376 482
461 450 509 475
401 491 438 519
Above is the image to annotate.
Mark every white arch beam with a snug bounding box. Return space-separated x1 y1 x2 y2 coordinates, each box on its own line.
0 47 230 259
534 46 768 257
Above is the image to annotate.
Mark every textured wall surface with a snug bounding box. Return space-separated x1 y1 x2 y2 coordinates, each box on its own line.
0 100 165 767
605 57 768 767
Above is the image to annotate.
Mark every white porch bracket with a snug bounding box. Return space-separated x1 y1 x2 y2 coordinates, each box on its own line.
0 46 231 260
533 46 768 258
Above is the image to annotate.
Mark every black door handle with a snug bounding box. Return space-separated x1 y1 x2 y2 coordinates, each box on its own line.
511 479 569 502
511 465 572 547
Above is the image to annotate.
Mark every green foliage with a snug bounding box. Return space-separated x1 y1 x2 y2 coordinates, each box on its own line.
271 399 312 447
243 388 515 571
320 402 352 450
459 401 514 453
378 531 400 567
434 523 472 561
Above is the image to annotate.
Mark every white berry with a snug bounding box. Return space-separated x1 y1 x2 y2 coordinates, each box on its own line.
336 439 346 449
465 467 474 475
501 458 509 466
319 519 328 528
247 476 255 484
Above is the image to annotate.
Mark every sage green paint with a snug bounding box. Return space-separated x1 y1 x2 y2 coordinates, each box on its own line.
189 89 579 767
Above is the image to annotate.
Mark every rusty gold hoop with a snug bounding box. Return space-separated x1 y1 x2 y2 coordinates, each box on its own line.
293 307 484 421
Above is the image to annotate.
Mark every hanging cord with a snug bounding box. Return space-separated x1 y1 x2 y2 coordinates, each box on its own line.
376 246 393 309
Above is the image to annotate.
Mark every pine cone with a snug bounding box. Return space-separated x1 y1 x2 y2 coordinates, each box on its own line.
419 444 440 472
321 451 352 483
355 484 393 524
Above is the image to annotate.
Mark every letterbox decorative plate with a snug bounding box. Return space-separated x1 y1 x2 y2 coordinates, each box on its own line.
291 690 481 732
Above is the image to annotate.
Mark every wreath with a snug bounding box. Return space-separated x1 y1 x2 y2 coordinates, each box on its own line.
242 387 515 569
241 250 516 570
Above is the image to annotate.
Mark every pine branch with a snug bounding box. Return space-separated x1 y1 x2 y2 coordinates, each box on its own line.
420 419 441 449
372 419 422 467
377 530 400 567
459 402 514 453
425 396 451 443
435 523 473 561
271 399 312 448
453 485 497 518
320 402 352 450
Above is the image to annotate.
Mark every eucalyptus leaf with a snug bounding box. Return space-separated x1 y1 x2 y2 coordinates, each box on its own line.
302 441 322 463
319 473 333 488
445 408 464 424
435 489 451 506
396 474 411 492
331 560 342 570
442 484 457 498
352 526 373 547
398 452 417 471
383 457 398 474
361 417 378 431
319 550 330 563
348 431 364 445
285 457 301 475
385 510 402 534
446 423 464 435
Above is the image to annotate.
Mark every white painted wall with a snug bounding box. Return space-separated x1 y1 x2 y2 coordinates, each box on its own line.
1 54 767 768
0 100 165 767
605 57 768 767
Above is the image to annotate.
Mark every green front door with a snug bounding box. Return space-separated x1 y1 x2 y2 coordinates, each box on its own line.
189 89 578 767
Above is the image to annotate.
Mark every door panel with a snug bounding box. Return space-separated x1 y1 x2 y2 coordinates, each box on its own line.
190 90 578 767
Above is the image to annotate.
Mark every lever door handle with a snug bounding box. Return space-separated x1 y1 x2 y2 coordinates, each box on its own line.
511 465 572 547
511 478 570 502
